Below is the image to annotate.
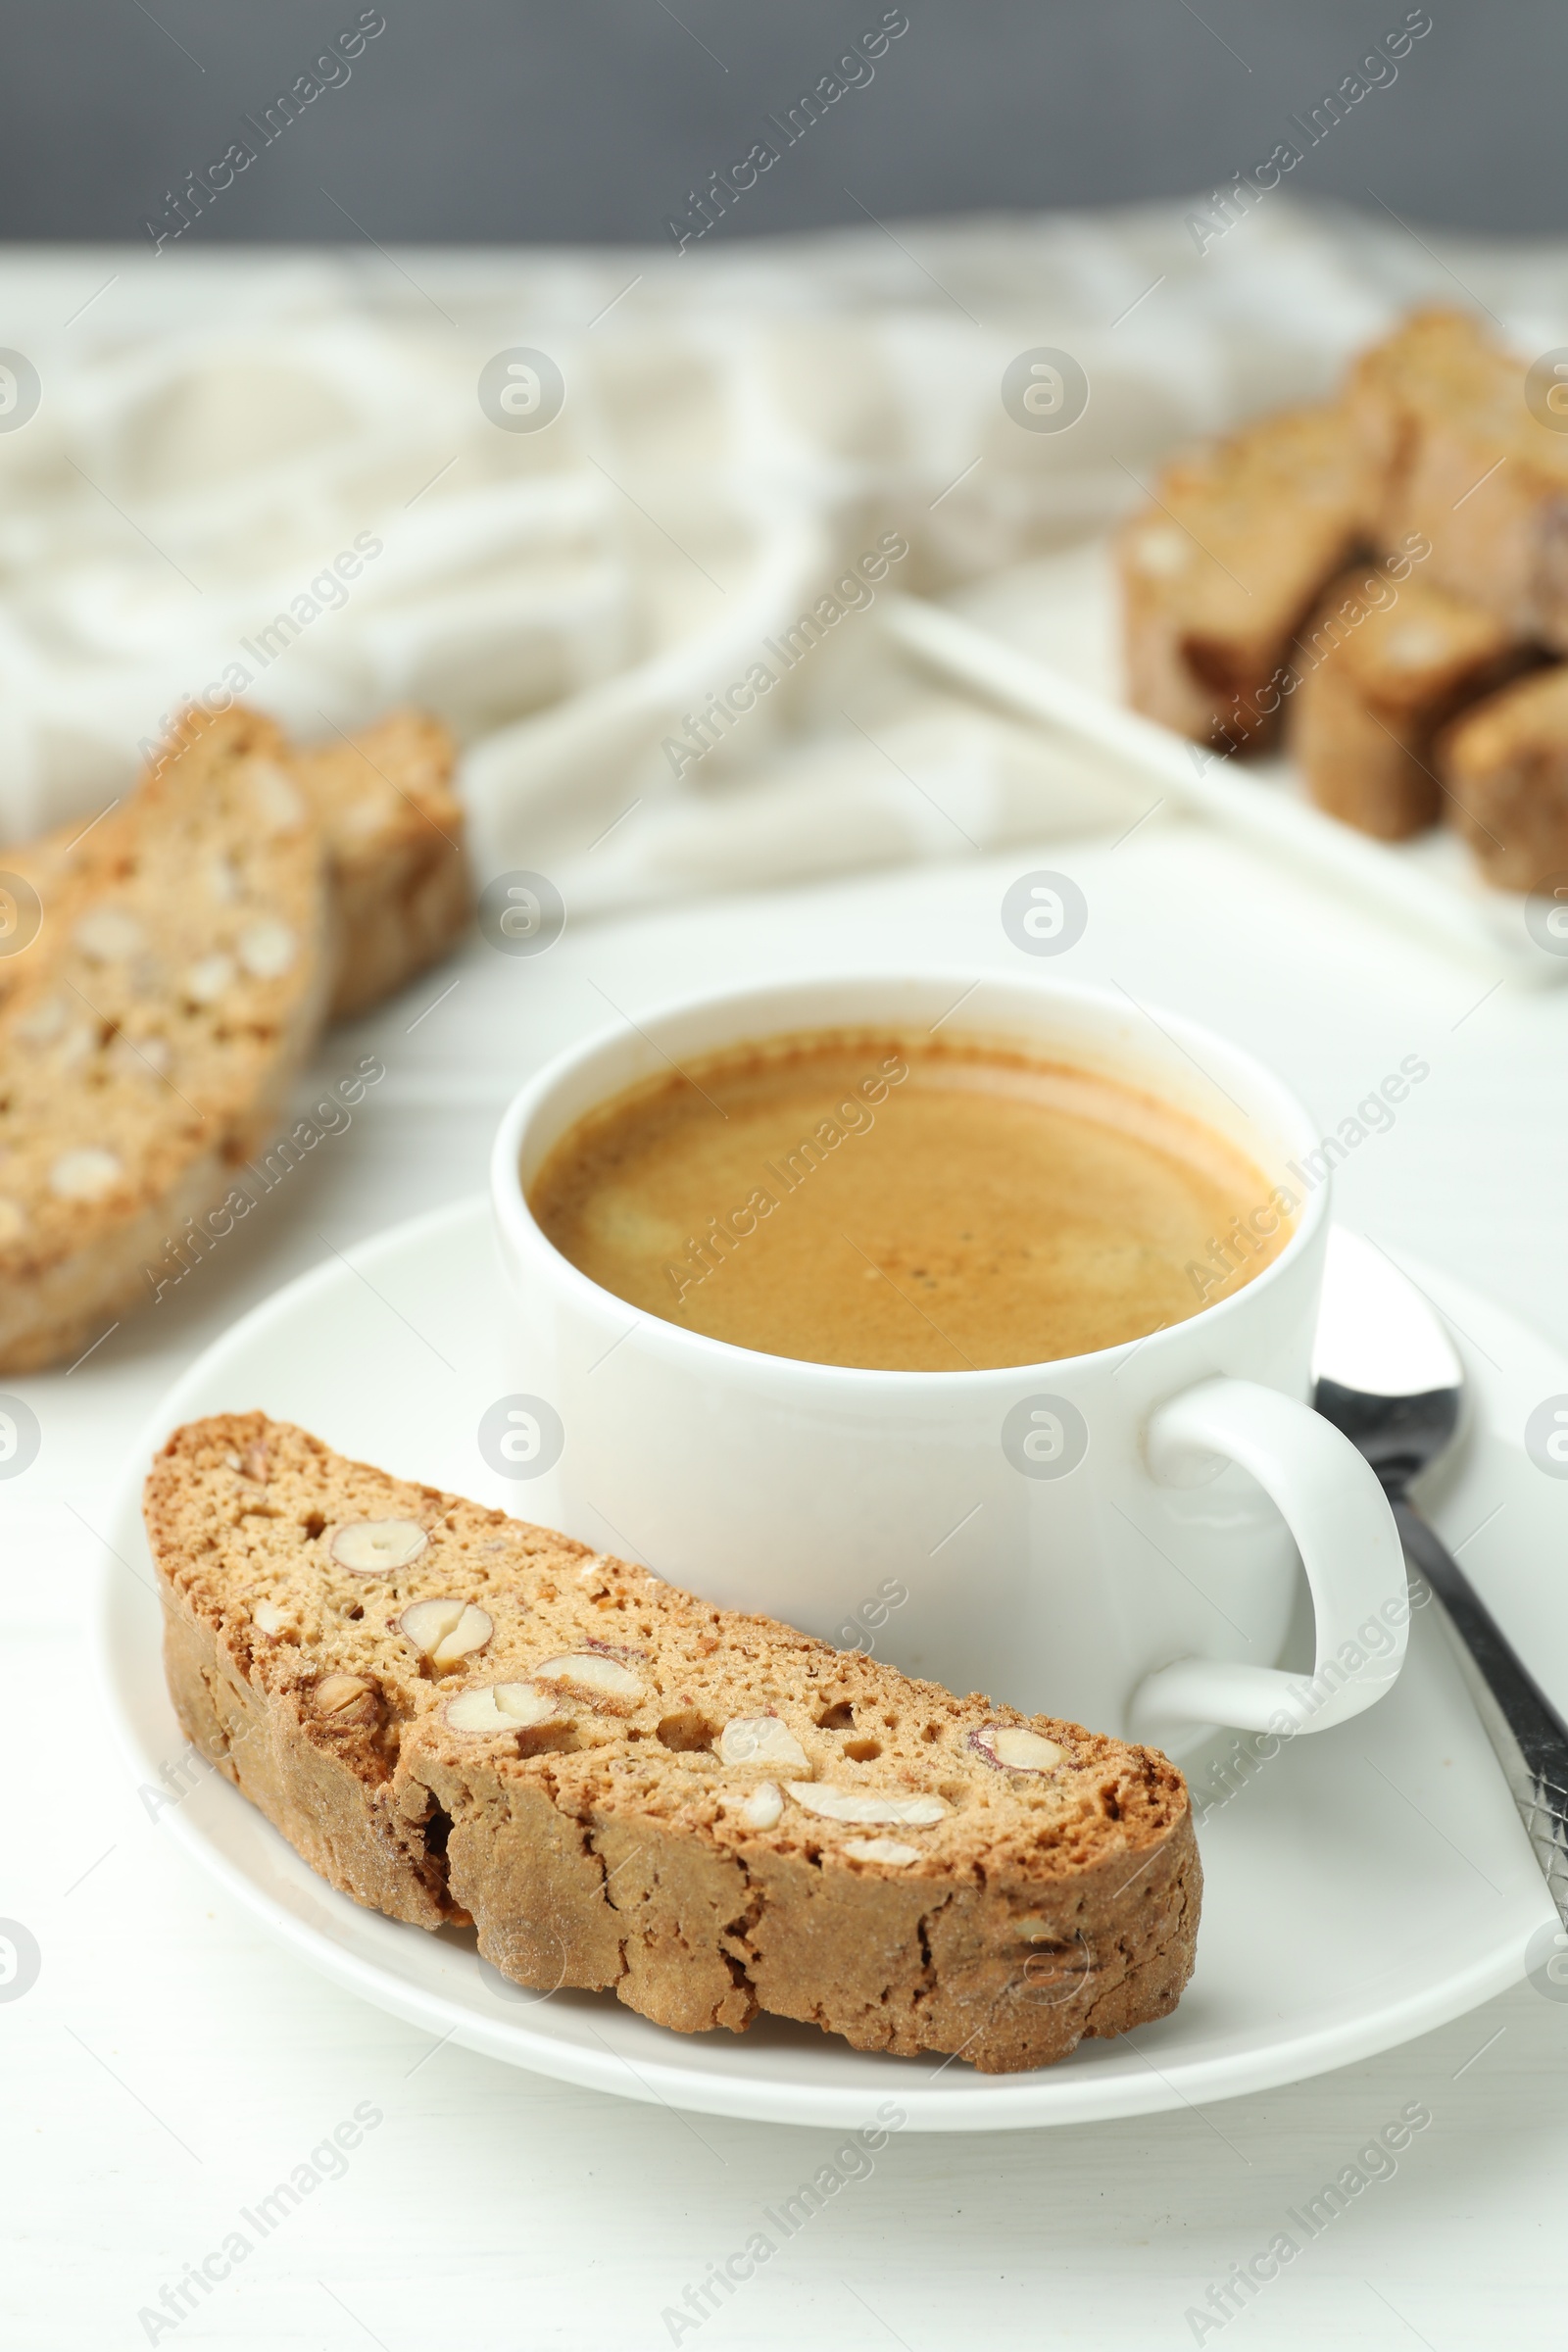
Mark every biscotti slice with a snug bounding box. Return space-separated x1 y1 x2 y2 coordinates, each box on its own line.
1348 307 1568 647
2 705 468 1028
1347 309 1504 497
1438 664 1568 891
1118 401 1374 753
1291 567 1529 839
291 709 469 1021
145 1414 1200 2076
0 710 328 1370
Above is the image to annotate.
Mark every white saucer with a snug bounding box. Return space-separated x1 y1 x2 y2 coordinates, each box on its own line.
97 1200 1565 2131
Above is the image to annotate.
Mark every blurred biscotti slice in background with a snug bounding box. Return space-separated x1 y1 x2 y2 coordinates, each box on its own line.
2 704 469 1027
1115 307 1568 888
290 708 469 1021
145 1411 1201 2076
1293 568 1530 840
0 706 328 1372
1118 402 1375 755
1440 667 1568 892
1348 308 1568 646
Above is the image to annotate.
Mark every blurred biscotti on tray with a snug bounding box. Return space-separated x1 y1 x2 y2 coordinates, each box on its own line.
1117 403 1374 756
1293 569 1530 841
290 708 468 1021
0 701 470 1370
1116 307 1568 890
0 707 329 1371
144 1412 1201 2076
1440 668 1568 892
1347 309 1568 644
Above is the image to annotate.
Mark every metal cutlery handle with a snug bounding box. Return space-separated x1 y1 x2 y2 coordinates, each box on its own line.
1394 1496 1568 1930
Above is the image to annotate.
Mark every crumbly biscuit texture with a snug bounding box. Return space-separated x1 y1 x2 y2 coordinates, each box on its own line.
291 709 469 1019
1294 568 1528 840
3 704 469 1028
1440 666 1568 891
0 709 328 1369
1347 307 1568 645
1118 402 1375 752
145 1414 1201 2074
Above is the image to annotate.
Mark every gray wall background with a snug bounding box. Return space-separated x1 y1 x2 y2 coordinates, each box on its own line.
0 3 1557 248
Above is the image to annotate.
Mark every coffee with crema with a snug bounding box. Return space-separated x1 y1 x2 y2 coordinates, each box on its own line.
527 1032 1291 1372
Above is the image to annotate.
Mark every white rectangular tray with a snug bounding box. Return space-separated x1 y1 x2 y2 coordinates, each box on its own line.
882 545 1563 984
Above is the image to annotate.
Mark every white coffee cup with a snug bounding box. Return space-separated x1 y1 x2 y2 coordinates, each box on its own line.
489 971 1406 1758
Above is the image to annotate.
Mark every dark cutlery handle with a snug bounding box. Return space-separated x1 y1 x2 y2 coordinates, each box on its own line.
1394 1495 1568 1928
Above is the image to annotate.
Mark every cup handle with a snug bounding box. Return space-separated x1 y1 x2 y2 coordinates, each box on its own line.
1130 1376 1408 1737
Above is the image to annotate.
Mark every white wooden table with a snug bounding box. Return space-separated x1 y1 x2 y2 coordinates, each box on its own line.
6 814 1565 2350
